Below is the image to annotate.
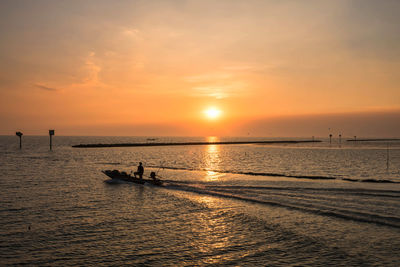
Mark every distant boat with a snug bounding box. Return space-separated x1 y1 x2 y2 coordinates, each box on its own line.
102 170 163 186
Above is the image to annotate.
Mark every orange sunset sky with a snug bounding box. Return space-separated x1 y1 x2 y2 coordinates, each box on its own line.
0 0 399 137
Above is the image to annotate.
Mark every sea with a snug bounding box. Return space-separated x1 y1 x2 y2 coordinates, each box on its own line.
0 136 399 266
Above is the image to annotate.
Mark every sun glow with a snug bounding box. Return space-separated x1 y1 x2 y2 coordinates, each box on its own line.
204 107 222 120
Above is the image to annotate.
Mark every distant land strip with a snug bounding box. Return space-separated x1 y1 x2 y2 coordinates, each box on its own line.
72 140 321 148
346 138 400 142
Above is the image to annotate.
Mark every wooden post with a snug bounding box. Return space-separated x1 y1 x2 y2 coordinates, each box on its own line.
49 130 55 150
329 134 332 144
16 132 23 149
339 134 342 145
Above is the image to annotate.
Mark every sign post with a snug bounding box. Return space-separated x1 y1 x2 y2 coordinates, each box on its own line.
49 130 55 150
16 131 23 149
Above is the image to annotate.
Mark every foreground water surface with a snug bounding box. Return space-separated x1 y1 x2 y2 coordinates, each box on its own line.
1 136 399 266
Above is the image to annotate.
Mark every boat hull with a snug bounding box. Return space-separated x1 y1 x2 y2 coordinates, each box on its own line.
102 170 163 186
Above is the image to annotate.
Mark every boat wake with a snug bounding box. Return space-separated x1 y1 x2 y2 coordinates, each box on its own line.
162 182 400 229
149 165 399 183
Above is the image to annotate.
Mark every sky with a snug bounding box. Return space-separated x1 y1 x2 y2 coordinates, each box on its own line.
0 0 399 137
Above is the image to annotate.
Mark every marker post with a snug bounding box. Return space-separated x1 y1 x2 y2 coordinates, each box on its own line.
49 130 55 150
16 131 23 149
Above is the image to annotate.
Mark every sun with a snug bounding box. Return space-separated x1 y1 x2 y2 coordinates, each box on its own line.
204 107 222 119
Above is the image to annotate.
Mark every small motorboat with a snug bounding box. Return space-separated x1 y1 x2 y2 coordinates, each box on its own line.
102 170 163 186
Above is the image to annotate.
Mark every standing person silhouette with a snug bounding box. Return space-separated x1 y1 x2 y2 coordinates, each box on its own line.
134 162 144 179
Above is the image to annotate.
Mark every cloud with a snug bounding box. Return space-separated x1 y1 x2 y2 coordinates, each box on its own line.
34 83 58 91
222 64 261 71
184 72 232 83
192 84 244 99
121 28 140 37
192 86 229 99
70 51 103 89
83 52 101 85
184 72 247 99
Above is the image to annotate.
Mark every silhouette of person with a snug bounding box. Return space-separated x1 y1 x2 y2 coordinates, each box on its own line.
134 162 144 179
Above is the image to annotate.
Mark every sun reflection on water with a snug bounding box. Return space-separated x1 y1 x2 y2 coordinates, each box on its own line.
206 136 219 143
188 195 232 264
205 170 224 181
203 138 223 181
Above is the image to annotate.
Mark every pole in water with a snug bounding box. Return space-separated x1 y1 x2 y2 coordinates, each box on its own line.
16 131 23 149
49 129 55 150
339 134 342 147
329 134 332 144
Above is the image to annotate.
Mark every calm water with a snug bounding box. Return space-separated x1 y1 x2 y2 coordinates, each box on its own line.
1 136 400 266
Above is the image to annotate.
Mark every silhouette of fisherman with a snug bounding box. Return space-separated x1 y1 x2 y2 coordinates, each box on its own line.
134 162 144 179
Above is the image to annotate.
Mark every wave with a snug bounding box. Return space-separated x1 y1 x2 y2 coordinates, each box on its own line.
202 185 400 198
163 183 400 229
0 207 28 213
148 165 399 183
361 179 397 183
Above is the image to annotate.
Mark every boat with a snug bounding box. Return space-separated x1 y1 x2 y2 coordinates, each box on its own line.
102 170 163 186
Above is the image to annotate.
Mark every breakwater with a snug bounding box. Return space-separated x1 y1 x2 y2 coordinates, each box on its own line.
346 138 400 142
72 140 321 148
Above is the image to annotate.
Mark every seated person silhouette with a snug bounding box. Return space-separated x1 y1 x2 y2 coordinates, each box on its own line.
134 162 144 179
150 172 157 181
